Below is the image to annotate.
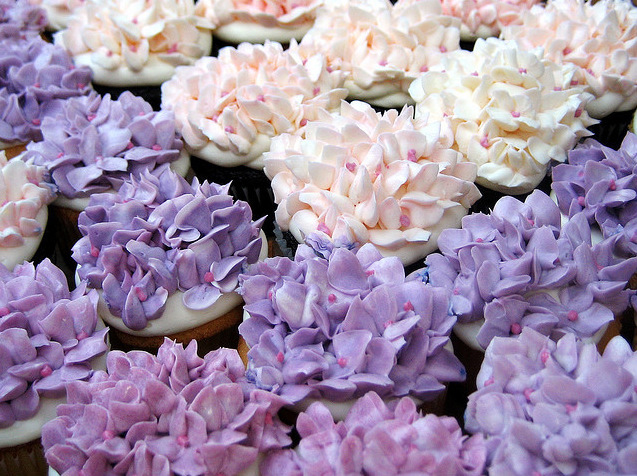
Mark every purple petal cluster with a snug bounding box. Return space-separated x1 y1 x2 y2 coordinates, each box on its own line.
465 328 637 475
425 189 637 349
238 237 465 404
261 391 486 476
23 90 184 199
0 36 92 145
42 339 291 476
72 165 264 331
0 259 107 428
552 131 637 258
0 0 47 39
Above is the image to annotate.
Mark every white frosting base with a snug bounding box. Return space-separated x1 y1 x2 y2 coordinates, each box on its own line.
291 394 424 422
186 133 270 170
0 207 47 271
344 79 415 109
214 21 311 44
586 90 637 119
53 150 192 212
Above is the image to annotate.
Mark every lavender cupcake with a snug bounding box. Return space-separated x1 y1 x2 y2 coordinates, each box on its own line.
238 235 465 419
0 36 92 158
0 0 48 40
465 327 637 475
72 165 266 353
262 391 487 475
42 339 291 476
0 259 108 476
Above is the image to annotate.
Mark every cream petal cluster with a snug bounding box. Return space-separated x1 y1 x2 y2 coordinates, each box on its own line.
298 0 460 108
502 0 637 119
264 101 481 266
161 41 347 170
54 0 213 86
0 152 55 248
409 38 596 195
194 0 323 43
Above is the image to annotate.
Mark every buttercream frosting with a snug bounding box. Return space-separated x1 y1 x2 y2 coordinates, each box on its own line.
0 0 47 39
53 0 213 87
73 165 265 332
0 259 108 441
264 100 481 266
238 237 466 405
161 40 346 169
42 339 291 476
409 37 597 194
28 0 84 31
195 0 323 44
552 131 637 260
465 328 637 475
423 189 637 350
0 36 93 146
298 0 461 108
23 91 187 201
261 391 487 475
502 0 637 119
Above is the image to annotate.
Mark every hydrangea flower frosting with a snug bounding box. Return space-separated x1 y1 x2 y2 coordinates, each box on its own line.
23 91 185 201
262 391 487 475
239 237 465 405
0 151 55 251
54 0 213 87
298 0 460 108
465 328 637 475
409 37 596 194
0 0 47 39
552 131 637 259
0 36 93 146
264 100 481 266
72 165 265 331
195 0 323 43
502 0 637 119
161 40 346 170
42 339 292 476
424 189 637 350
0 259 108 429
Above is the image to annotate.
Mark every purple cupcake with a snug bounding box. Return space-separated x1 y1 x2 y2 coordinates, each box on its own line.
0 0 48 40
238 235 465 419
465 327 637 475
42 339 291 476
261 391 487 475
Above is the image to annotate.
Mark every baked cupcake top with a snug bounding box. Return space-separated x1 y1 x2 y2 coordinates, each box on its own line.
23 91 186 205
298 0 460 108
502 0 637 119
424 189 637 350
261 391 487 475
43 339 291 476
195 0 323 44
409 37 596 194
161 40 346 169
465 327 637 475
264 100 481 266
552 131 637 259
0 0 48 39
0 259 108 430
0 36 93 147
53 0 213 87
73 165 265 332
239 237 465 406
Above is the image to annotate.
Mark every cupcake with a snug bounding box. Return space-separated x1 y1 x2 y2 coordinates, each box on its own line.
28 0 85 32
409 37 596 194
0 36 93 158
298 0 461 108
195 0 324 44
72 165 267 353
261 391 487 475
53 0 213 110
42 338 292 476
239 236 465 419
465 327 637 475
22 90 190 262
0 151 56 270
0 259 108 476
0 0 48 39
264 100 481 266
